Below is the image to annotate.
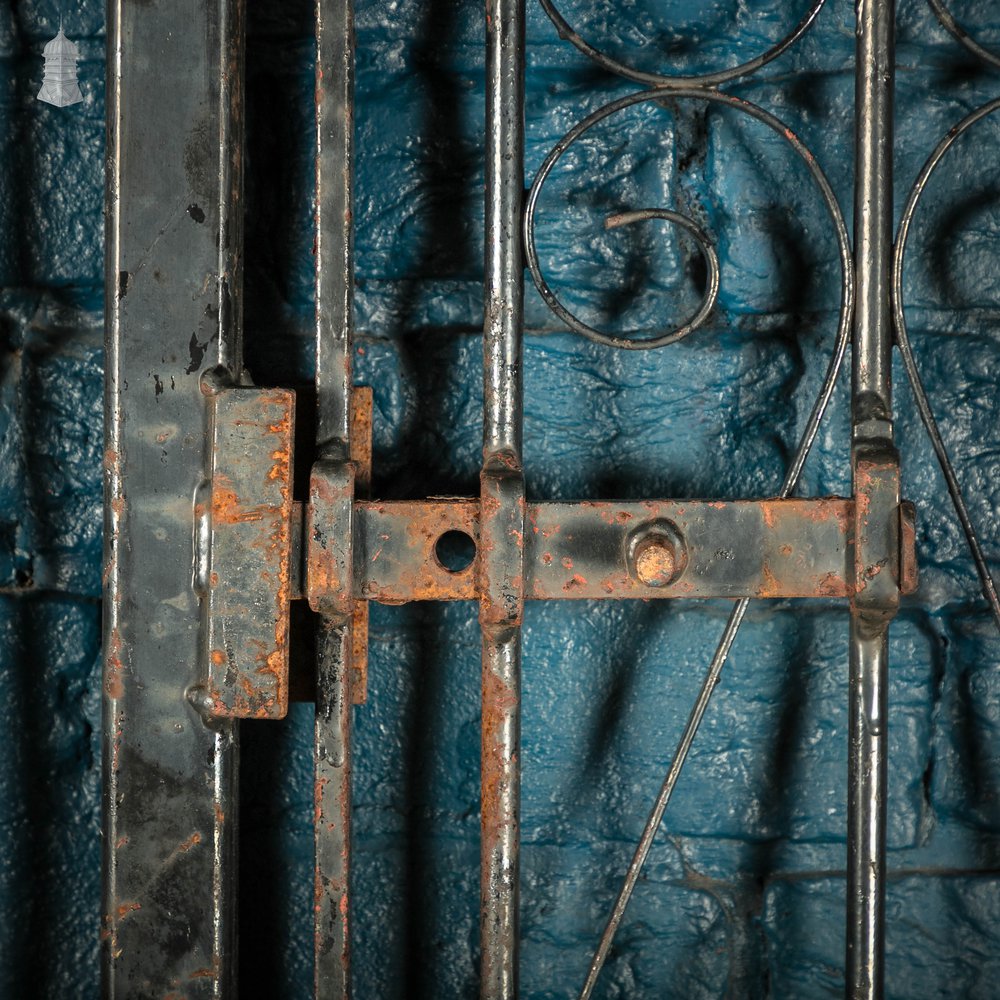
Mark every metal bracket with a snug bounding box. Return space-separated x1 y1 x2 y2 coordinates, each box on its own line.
852 443 905 624
307 462 355 619
336 495 917 603
196 392 919 722
194 384 296 720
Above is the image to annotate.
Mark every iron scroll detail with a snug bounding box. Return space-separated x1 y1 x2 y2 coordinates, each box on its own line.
523 87 851 352
536 0 828 88
892 4 1000 631
928 0 1000 69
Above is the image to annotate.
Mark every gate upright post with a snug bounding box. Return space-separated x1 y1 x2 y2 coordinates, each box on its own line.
312 0 358 996
481 0 527 996
850 2 898 998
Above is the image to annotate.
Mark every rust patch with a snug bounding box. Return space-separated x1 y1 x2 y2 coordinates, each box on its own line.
481 667 519 832
634 540 677 588
899 503 919 596
816 571 846 598
350 386 374 496
106 627 125 700
756 562 781 598
177 832 202 852
211 474 274 525
761 502 778 529
596 505 618 526
351 601 369 705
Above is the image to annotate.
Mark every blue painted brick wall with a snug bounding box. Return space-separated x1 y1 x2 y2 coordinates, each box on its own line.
3 1 1000 996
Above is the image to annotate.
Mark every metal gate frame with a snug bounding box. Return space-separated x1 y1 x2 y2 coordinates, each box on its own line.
101 1 998 997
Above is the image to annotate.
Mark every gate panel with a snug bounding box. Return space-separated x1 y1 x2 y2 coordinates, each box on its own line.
95 0 1000 997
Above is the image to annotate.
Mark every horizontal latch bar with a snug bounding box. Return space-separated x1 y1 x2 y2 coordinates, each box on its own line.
528 499 852 601
298 496 917 605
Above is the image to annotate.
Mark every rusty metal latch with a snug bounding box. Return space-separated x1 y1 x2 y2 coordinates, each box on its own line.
191 384 918 722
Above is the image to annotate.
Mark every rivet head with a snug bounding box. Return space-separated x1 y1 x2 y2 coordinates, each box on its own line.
627 520 687 588
634 537 677 586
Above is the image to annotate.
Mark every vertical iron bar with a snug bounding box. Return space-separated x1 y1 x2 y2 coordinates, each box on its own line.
481 0 526 996
854 0 895 428
103 0 245 995
314 619 353 999
850 3 897 998
479 619 523 999
315 0 354 462
847 623 890 999
484 0 526 463
313 0 356 996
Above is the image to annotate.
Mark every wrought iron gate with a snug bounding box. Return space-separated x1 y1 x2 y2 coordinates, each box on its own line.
101 1 999 997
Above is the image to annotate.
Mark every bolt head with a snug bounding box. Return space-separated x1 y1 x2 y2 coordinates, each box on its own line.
635 537 677 587
627 520 687 589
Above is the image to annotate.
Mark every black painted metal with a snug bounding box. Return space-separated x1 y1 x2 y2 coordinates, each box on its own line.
312 0 357 995
104 1 1000 997
481 1 527 996
103 0 245 994
849 4 898 996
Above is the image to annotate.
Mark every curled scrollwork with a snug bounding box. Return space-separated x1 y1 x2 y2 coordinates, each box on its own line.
929 0 1000 70
523 88 852 359
892 95 1000 629
538 0 828 88
525 167 720 350
889 0 1000 630
525 4 839 355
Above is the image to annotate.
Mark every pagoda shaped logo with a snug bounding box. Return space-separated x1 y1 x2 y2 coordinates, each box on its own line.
37 28 84 107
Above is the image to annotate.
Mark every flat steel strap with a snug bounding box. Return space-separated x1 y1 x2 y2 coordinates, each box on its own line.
203 386 295 719
335 497 917 603
103 0 246 990
528 500 852 600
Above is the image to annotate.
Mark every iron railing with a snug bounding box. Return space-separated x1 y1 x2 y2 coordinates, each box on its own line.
102 1 999 998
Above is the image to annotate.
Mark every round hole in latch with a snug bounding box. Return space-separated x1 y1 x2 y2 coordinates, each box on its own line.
434 530 477 574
